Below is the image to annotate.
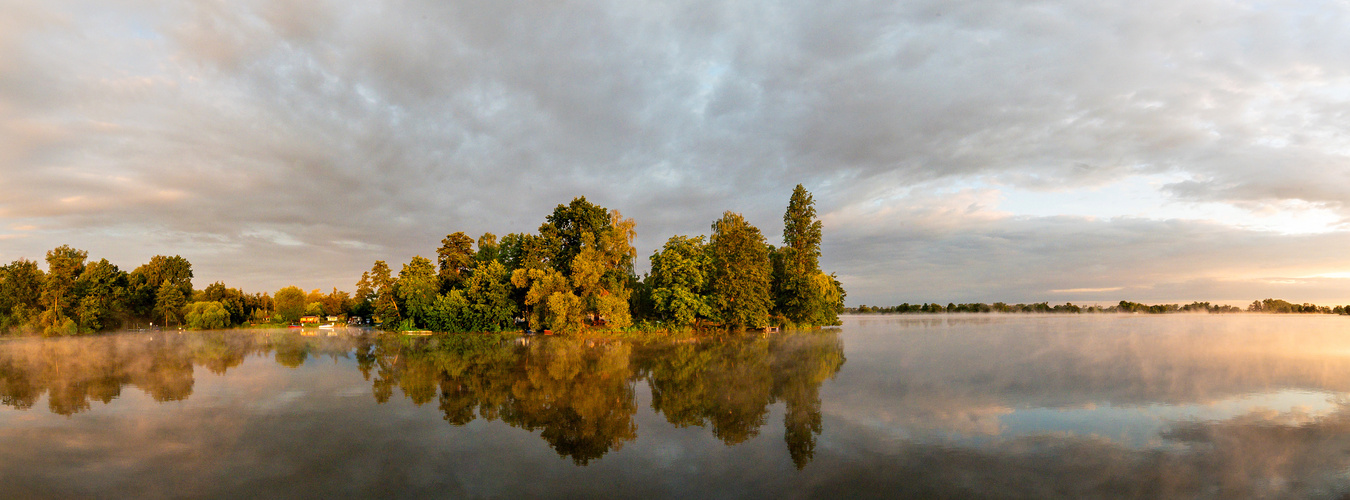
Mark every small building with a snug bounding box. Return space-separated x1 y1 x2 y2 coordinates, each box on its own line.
300 315 320 325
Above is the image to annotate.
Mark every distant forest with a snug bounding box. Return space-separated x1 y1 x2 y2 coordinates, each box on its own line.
0 186 845 335
849 298 1350 315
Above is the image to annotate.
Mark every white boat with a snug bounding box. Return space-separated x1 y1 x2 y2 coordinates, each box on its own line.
319 324 336 329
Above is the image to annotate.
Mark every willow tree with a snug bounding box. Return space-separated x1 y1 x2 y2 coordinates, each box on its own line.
708 212 773 329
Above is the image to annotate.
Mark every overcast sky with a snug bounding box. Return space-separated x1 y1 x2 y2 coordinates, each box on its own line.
4 0 1350 306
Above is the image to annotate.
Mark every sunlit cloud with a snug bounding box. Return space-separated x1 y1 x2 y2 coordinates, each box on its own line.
2 0 1350 303
1050 287 1123 294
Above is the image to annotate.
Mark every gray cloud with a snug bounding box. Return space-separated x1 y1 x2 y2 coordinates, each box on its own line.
2 0 1350 301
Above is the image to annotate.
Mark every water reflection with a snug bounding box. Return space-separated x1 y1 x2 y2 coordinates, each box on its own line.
355 332 845 465
13 316 1350 496
0 328 845 467
0 331 355 415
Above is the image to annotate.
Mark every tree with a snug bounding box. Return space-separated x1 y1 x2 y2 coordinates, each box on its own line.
464 260 517 332
322 288 350 318
475 233 500 265
0 259 44 328
776 185 825 325
436 232 476 290
129 255 193 320
202 282 247 326
185 301 230 330
567 210 637 328
398 256 440 329
512 267 583 332
40 245 87 331
539 197 612 274
708 212 773 329
357 261 399 325
648 235 712 327
155 280 187 327
274 286 306 324
74 258 128 332
498 233 527 270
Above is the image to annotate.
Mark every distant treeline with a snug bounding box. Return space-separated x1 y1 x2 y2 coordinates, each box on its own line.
0 249 285 335
0 186 846 335
848 298 1350 315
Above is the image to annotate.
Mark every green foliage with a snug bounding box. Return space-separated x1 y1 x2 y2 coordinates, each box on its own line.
540 197 613 274
0 259 44 329
425 290 470 332
649 235 712 326
40 245 87 330
155 280 187 327
185 301 230 330
74 258 128 332
513 268 583 332
463 260 517 332
358 261 400 325
129 255 193 320
708 212 773 329
475 233 500 266
274 286 306 324
398 256 440 328
568 210 637 329
497 233 527 270
362 258 514 332
775 185 828 326
202 281 249 326
436 232 476 290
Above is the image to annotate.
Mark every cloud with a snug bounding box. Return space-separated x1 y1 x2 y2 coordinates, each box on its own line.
3 0 1350 301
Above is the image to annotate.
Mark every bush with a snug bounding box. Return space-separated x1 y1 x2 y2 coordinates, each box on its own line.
186 301 230 330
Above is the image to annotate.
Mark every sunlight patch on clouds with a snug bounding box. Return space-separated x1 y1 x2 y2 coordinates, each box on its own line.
1301 272 1350 279
992 172 1347 235
241 228 303 247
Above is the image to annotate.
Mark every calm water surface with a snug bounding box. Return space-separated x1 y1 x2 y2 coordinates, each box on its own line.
3 314 1350 498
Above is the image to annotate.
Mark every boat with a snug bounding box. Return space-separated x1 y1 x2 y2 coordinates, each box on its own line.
319 324 336 329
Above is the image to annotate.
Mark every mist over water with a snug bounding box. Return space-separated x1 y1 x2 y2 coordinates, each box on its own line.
2 315 1350 498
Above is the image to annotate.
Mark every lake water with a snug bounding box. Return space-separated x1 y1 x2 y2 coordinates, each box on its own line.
3 314 1350 498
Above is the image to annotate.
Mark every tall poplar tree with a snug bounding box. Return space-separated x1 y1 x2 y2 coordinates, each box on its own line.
776 185 824 325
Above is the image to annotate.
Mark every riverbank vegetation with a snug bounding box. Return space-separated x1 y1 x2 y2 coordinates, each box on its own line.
352 185 845 334
849 298 1350 315
0 186 846 336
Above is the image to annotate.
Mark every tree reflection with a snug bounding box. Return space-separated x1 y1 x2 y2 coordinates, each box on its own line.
637 332 846 468
364 335 638 464
0 328 845 467
0 330 359 416
365 330 845 466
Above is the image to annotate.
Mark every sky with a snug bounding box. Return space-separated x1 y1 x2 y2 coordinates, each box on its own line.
4 0 1350 307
